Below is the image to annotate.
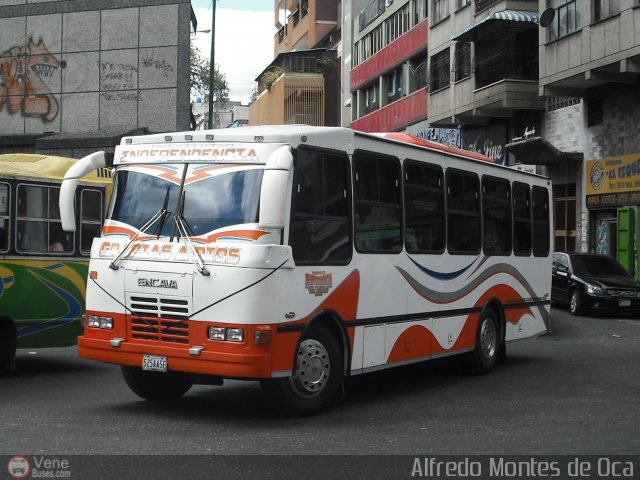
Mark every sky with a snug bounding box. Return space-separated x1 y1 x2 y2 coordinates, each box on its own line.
190 0 276 104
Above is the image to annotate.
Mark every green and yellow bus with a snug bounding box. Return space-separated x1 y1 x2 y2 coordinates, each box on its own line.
0 153 111 372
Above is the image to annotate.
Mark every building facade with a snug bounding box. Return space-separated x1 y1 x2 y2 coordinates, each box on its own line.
350 0 429 132
249 0 342 127
0 0 192 157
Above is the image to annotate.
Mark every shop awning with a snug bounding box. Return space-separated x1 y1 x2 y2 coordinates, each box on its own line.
506 137 583 165
451 10 539 41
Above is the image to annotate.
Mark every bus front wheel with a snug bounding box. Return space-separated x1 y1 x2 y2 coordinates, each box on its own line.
0 319 16 373
121 366 193 401
469 309 499 374
261 324 342 416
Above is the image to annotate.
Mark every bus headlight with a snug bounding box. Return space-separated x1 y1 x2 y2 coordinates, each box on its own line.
208 327 226 341
226 328 244 342
87 315 113 330
207 327 244 342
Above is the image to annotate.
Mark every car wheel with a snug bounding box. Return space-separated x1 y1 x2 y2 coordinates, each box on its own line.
469 309 499 374
569 290 583 316
121 366 193 401
261 324 342 416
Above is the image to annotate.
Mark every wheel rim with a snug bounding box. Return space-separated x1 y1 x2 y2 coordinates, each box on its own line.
480 318 497 360
290 339 330 397
570 293 577 313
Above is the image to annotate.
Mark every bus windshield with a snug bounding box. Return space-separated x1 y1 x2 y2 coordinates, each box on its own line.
107 165 264 237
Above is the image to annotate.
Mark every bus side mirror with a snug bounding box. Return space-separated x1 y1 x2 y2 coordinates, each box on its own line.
258 146 293 230
60 151 107 232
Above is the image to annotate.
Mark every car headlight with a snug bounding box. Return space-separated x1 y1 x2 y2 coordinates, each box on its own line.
586 284 604 296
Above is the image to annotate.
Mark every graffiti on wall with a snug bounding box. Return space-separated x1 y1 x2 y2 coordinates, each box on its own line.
0 39 64 122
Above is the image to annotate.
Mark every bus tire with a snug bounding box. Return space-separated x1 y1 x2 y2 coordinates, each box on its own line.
0 319 17 374
469 309 499 374
121 366 193 401
261 324 342 416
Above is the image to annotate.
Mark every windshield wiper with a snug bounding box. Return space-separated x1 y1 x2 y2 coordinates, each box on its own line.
173 191 210 277
109 207 168 270
153 186 172 239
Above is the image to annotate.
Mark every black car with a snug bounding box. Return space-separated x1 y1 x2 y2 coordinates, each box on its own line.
552 252 640 316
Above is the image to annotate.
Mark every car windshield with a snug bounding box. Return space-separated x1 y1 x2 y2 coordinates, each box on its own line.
107 164 263 237
572 255 630 277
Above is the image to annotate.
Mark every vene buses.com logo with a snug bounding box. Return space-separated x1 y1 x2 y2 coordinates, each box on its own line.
7 456 30 479
590 161 604 191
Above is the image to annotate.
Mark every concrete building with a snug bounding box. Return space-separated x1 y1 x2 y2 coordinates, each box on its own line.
423 0 639 274
249 0 342 127
0 0 193 158
349 0 429 133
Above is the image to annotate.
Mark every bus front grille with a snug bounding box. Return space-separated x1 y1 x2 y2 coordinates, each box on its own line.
129 317 189 344
126 294 192 344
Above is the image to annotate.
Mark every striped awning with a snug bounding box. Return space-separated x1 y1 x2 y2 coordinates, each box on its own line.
451 10 539 41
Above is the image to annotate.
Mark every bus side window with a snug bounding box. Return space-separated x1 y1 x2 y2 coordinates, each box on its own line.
404 161 444 254
513 182 532 256
354 151 402 254
532 186 550 257
482 176 511 255
290 148 351 264
81 189 103 255
0 183 9 252
446 169 480 255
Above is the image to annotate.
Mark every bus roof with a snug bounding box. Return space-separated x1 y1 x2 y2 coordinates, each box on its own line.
0 153 111 184
119 126 543 177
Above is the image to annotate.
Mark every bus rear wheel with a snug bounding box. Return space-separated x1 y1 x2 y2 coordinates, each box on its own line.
0 319 16 373
261 324 342 416
121 366 193 401
469 309 499 374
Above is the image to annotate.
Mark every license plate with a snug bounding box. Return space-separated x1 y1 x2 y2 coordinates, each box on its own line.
619 299 631 307
142 355 167 372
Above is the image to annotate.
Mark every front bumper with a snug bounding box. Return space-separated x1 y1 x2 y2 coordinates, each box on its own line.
78 336 275 379
582 295 640 315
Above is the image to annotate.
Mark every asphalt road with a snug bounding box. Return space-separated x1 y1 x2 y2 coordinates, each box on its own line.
2 307 640 457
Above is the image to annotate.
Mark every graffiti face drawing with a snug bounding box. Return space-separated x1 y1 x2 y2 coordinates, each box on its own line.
0 38 64 122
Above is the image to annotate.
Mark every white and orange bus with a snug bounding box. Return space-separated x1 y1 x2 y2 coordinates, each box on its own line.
59 126 551 414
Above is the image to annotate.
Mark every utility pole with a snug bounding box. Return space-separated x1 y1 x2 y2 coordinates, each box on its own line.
207 0 216 129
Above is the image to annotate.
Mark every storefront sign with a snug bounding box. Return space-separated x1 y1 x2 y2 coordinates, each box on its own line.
586 154 640 208
462 125 507 165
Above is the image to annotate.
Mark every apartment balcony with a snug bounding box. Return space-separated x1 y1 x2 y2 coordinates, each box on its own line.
249 73 325 126
351 18 428 92
275 0 339 55
350 87 428 132
428 78 543 126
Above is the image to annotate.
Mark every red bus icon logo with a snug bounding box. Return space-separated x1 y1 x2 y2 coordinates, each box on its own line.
7 456 30 479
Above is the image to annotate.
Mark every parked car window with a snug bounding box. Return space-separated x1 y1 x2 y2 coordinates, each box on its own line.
572 255 629 277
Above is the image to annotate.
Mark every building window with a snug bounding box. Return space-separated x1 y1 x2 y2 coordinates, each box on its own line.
546 96 581 112
457 0 471 10
385 4 411 44
433 0 449 23
454 42 471 82
387 67 404 102
410 53 428 91
365 84 378 113
430 49 450 91
594 0 619 21
587 99 603 126
553 183 577 252
549 0 582 41
414 0 428 24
